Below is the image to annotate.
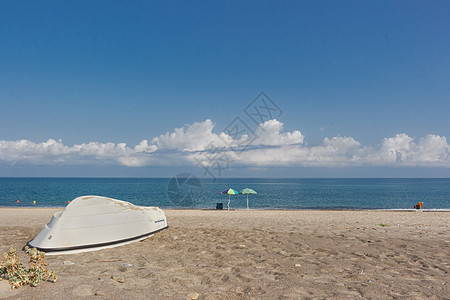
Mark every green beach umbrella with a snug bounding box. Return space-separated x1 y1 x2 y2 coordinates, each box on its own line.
239 188 257 210
221 188 238 210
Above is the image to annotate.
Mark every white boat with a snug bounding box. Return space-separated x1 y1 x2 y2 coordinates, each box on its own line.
27 195 168 255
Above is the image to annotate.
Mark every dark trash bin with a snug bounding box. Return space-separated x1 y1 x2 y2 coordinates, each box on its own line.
216 203 223 210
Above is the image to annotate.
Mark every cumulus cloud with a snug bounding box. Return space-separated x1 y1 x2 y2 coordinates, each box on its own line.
0 139 155 167
368 133 450 166
150 119 230 151
0 119 449 168
253 119 304 146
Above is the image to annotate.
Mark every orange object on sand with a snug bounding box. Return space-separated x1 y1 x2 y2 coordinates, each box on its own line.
414 202 423 209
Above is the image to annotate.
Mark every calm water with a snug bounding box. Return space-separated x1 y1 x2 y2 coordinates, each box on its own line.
0 177 449 210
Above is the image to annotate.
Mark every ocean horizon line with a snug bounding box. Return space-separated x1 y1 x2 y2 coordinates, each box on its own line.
1 176 449 179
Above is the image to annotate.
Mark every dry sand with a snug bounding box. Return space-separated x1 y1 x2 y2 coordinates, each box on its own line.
0 208 448 299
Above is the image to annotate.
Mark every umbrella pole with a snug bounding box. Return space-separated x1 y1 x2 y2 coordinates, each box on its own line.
247 194 249 210
228 195 230 210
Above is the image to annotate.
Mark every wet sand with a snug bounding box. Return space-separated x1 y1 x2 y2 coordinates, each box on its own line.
0 208 448 299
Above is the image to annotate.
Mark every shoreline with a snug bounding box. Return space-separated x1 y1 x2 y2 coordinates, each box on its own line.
1 206 449 212
1 208 449 299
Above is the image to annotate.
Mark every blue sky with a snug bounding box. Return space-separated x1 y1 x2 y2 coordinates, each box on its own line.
0 0 449 177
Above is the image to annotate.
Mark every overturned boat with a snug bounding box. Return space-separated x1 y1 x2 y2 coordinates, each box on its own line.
27 195 168 255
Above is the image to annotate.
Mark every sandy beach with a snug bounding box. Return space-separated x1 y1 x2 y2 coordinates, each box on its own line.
0 208 448 299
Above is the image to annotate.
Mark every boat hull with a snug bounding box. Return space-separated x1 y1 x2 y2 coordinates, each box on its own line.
27 195 168 255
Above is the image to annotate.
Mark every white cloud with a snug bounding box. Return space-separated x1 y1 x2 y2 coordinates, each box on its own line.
1 119 449 168
253 119 304 146
415 135 449 163
150 119 230 151
308 137 363 164
367 133 450 166
133 140 157 153
0 138 154 167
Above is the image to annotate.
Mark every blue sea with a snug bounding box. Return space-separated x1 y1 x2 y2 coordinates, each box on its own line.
0 177 449 210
